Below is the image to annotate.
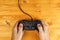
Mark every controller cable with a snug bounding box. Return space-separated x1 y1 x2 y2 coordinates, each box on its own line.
17 0 44 31
18 0 33 21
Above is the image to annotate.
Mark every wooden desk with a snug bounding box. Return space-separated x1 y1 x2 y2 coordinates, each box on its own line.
0 0 60 40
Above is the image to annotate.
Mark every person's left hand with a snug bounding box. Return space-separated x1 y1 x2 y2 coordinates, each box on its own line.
11 21 24 40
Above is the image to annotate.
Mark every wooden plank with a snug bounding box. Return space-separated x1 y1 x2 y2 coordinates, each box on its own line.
0 0 60 40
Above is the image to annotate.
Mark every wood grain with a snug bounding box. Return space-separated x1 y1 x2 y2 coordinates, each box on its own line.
0 0 60 40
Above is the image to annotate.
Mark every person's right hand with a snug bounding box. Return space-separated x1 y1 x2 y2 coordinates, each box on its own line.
37 21 50 40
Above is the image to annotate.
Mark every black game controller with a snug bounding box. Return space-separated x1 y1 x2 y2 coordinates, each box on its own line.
18 20 44 31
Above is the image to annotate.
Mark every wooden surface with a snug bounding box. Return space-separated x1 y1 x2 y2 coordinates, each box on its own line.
0 0 60 40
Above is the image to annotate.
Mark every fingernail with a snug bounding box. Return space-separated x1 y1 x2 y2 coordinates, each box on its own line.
37 24 41 27
19 23 23 27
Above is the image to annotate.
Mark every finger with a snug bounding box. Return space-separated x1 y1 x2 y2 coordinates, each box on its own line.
17 23 24 40
12 21 19 40
37 24 45 40
13 21 19 34
44 27 50 40
41 20 47 32
44 26 48 34
18 23 23 34
41 20 49 35
41 21 50 40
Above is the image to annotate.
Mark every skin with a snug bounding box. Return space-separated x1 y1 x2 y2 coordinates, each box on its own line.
12 21 49 40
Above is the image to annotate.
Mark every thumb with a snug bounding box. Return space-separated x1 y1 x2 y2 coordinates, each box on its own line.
17 23 24 40
37 24 45 40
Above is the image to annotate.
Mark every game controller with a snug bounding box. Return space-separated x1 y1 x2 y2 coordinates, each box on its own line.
18 20 44 31
17 0 44 31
